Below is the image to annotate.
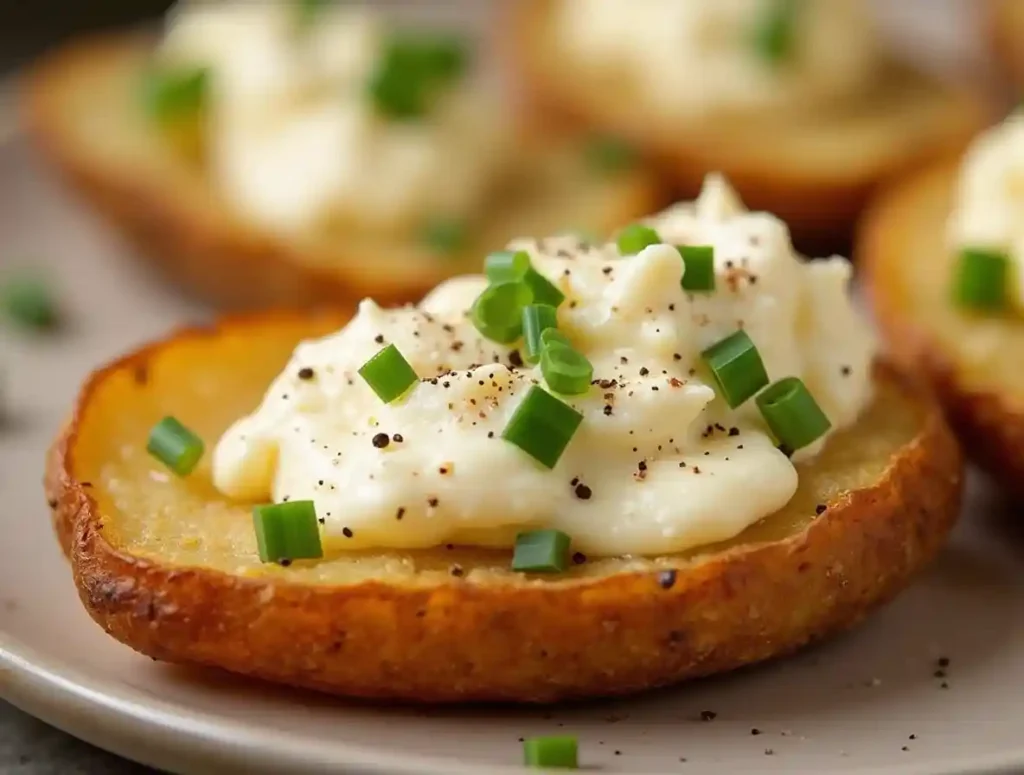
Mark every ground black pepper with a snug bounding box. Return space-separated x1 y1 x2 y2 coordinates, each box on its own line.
297 367 314 380
428 497 439 508
278 558 292 567
751 728 761 736
815 504 827 515
342 527 353 538
658 570 676 589
374 334 384 344
575 483 592 499
372 433 390 449
700 710 717 722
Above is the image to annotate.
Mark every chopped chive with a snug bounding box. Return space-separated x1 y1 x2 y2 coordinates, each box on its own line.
678 245 716 292
617 223 661 256
417 34 469 81
512 531 572 574
471 282 534 344
296 0 329 27
421 218 467 254
502 385 583 468
483 250 564 307
140 64 209 123
752 0 801 64
252 501 323 564
756 377 832 454
359 344 419 403
953 247 1009 311
540 328 572 349
367 33 468 120
541 345 593 396
1 275 57 329
701 330 769 408
522 304 559 365
147 416 204 476
584 134 636 174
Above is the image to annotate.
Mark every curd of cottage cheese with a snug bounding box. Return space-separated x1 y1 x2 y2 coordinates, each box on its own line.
553 0 882 120
213 175 875 557
158 1 508 234
948 110 1024 309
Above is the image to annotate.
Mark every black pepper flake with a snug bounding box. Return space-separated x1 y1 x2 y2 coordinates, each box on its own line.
374 334 384 344
815 504 827 515
602 266 613 275
372 433 390 449
620 356 629 365
934 669 947 678
751 728 762 736
764 749 774 756
451 341 464 352
450 565 464 578
603 405 613 416
658 570 676 589
728 427 740 436
297 367 315 380
393 433 404 443
673 353 682 361
574 483 592 500
342 527 353 538
902 746 909 752
638 461 648 471
938 657 950 668
700 710 717 722
910 734 917 740
396 507 405 520
639 367 649 376
841 365 852 377
487 431 495 438
940 681 949 689
278 558 292 567
428 497 439 508
572 551 587 565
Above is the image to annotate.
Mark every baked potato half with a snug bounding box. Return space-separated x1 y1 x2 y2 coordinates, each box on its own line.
24 34 661 309
860 159 1024 497
45 312 962 703
506 0 991 249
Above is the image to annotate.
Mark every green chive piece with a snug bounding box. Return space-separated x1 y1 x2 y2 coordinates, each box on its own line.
953 247 1009 311
140 64 209 123
753 0 801 64
617 223 661 256
541 345 593 396
502 386 583 468
522 304 559 365
421 218 467 254
756 377 832 455
296 0 329 27
1 275 57 329
512 531 572 575
484 250 564 308
367 33 469 120
147 416 204 477
584 134 636 174
359 344 419 403
701 330 769 409
471 282 534 344
678 245 716 292
252 501 323 564
540 328 572 349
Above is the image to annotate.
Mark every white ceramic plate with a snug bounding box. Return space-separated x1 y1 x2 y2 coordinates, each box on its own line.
2 124 1024 775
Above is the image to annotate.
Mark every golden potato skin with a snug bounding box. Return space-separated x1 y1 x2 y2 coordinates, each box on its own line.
989 0 1024 89
505 0 992 250
860 160 1024 498
44 314 962 703
24 34 662 310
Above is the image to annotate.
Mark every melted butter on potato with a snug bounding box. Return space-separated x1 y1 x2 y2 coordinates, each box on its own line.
213 175 875 556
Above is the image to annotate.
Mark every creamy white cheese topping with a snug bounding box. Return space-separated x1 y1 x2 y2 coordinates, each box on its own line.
213 176 875 557
553 0 881 120
159 1 509 234
948 110 1024 309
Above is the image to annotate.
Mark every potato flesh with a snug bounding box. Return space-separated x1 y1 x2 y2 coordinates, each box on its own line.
70 315 924 587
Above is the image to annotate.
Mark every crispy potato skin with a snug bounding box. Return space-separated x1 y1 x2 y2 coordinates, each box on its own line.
506 0 993 251
989 0 1024 88
24 34 662 310
860 160 1024 498
43 314 962 703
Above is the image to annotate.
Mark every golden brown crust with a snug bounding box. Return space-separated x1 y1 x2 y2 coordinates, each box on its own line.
507 0 994 250
43 313 962 703
988 0 1024 88
860 159 1024 497
23 34 662 310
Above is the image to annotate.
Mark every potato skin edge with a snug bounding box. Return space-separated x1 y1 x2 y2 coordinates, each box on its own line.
44 315 962 703
23 34 662 310
859 160 1024 499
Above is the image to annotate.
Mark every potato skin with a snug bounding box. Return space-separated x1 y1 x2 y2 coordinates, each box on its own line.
44 315 962 703
860 161 1024 498
505 0 992 251
24 34 662 310
988 0 1024 89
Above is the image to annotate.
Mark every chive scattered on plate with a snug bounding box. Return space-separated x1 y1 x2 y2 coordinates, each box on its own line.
368 33 469 119
147 416 204 477
252 500 323 564
678 245 716 292
484 250 564 309
953 247 1009 312
756 376 832 455
616 223 661 256
359 344 419 403
140 64 209 123
1 274 58 330
471 282 534 344
512 530 572 574
700 330 769 409
523 735 578 768
501 385 583 468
